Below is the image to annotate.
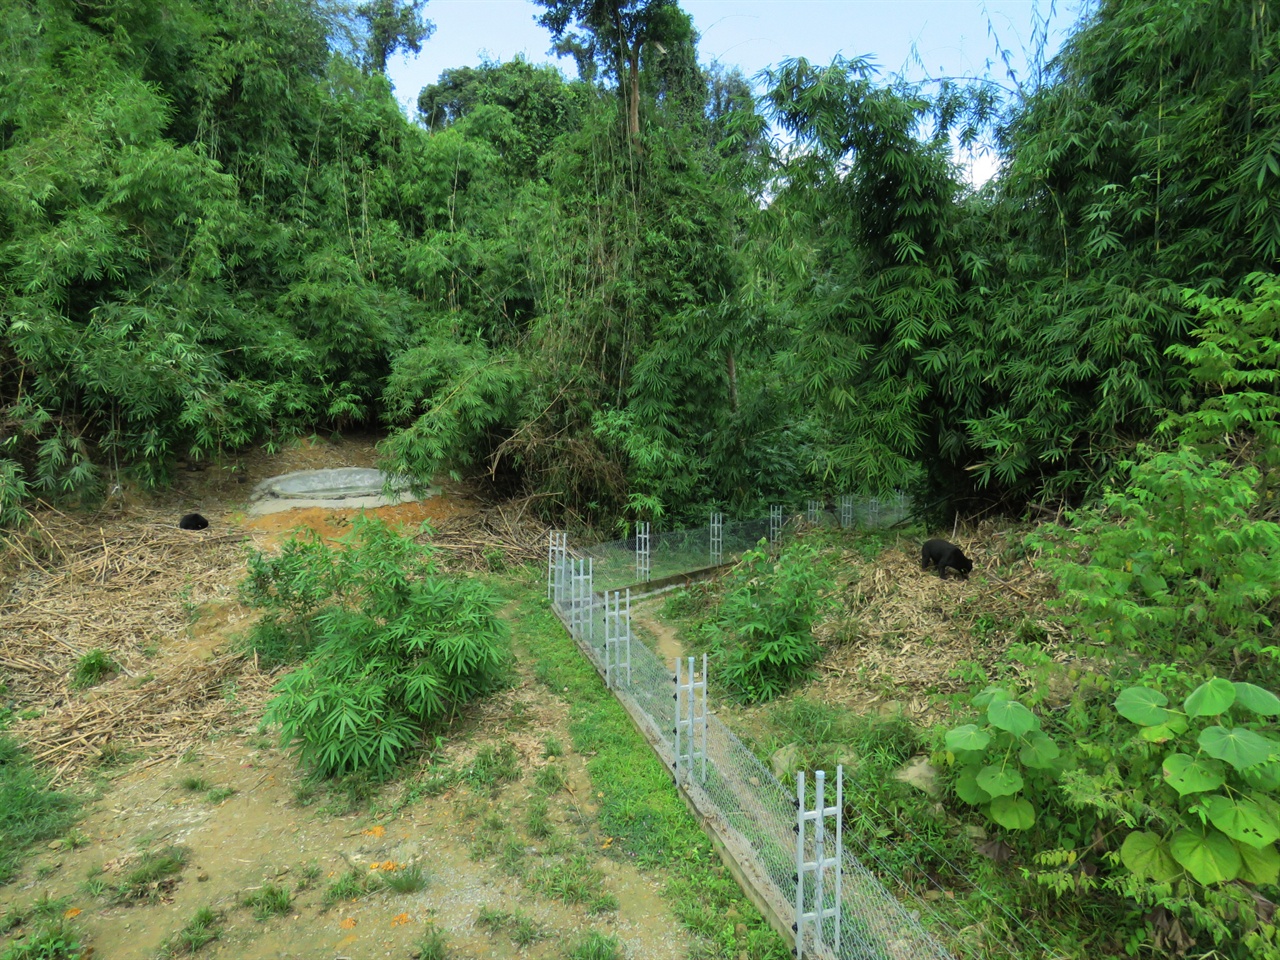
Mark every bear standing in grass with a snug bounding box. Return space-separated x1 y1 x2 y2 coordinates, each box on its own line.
921 539 972 579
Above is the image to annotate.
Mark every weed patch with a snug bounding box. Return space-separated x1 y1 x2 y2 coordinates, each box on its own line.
242 884 292 920
476 906 547 947
0 735 78 885
158 906 221 955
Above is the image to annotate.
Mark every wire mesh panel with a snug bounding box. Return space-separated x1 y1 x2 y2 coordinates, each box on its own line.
710 512 724 566
807 500 821 525
769 505 783 542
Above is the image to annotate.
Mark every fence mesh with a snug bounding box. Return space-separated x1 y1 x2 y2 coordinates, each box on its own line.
548 499 955 960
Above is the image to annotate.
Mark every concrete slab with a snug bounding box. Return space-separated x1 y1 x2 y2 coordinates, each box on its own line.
247 468 438 517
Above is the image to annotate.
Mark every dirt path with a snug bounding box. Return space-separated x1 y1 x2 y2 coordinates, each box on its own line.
633 600 685 668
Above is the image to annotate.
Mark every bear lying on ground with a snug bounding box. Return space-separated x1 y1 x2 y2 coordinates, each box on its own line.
179 513 209 531
921 538 972 579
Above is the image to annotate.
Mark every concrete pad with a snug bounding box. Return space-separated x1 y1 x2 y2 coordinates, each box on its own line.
247 468 437 517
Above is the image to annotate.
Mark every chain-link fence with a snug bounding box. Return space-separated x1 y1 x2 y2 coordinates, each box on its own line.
577 496 913 595
547 501 955 960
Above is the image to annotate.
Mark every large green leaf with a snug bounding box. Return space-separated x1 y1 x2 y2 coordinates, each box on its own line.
1198 726 1277 770
1115 687 1171 726
955 767 991 805
1238 841 1280 885
973 686 1011 708
976 765 1023 798
1203 795 1280 849
1120 831 1181 883
1161 753 1225 796
987 699 1039 737
1019 732 1062 770
1169 828 1241 884
1184 678 1237 718
989 796 1035 830
1234 682 1280 717
1139 714 1189 743
1244 762 1280 791
945 724 991 752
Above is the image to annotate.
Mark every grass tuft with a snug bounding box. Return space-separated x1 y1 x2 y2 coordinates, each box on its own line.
70 649 117 689
382 863 427 894
242 883 292 920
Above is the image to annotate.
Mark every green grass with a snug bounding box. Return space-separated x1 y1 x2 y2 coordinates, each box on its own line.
112 845 189 903
525 796 554 839
0 918 83 960
463 743 522 795
534 763 567 794
179 777 211 792
204 787 236 804
514 593 789 960
158 906 221 956
69 649 117 689
566 931 623 960
416 922 450 960
382 863 427 894
242 883 292 920
322 868 377 907
0 734 79 885
476 906 547 947
529 854 616 913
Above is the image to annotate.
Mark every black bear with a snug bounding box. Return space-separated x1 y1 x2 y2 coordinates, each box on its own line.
921 538 972 579
179 513 209 531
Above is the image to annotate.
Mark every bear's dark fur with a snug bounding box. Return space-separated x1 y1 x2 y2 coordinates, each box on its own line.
921 538 972 579
179 513 209 531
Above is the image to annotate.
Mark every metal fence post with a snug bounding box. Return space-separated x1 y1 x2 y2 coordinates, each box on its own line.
710 512 723 566
673 653 708 784
769 505 783 543
547 530 567 600
604 588 632 689
795 767 843 959
636 521 651 583
806 500 820 525
839 495 854 530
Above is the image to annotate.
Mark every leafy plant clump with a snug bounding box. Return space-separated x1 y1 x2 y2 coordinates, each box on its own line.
246 516 508 777
699 540 833 703
0 918 83 960
69 650 118 689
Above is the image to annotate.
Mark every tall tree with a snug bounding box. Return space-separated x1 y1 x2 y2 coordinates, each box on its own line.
534 0 693 138
355 0 433 73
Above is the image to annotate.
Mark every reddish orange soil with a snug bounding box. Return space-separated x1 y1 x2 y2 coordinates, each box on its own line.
243 498 478 546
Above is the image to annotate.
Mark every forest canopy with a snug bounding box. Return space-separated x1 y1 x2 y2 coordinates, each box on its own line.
2 0 1279 528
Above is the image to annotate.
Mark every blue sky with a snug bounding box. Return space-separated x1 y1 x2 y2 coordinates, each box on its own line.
387 1 1086 107
385 1 1088 179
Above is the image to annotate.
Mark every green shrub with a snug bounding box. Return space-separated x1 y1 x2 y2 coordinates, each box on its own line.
249 516 508 777
944 686 1067 832
1028 447 1280 672
702 541 833 703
